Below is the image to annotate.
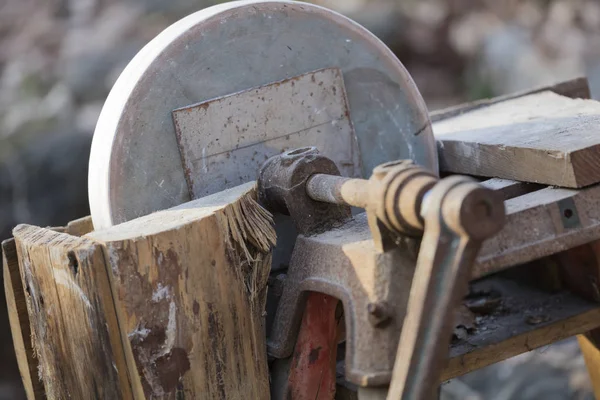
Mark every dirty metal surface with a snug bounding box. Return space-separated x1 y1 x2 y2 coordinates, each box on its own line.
258 147 351 235
475 183 600 278
88 0 436 229
267 213 419 387
174 68 360 199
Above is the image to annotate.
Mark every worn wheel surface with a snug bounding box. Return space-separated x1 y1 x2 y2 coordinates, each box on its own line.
89 0 437 229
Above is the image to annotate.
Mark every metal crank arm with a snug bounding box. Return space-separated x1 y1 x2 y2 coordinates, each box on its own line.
386 176 505 400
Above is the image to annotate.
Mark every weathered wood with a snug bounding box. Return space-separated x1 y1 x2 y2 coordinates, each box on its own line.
2 238 45 399
430 76 590 122
435 91 600 188
287 293 340 400
88 182 275 399
13 225 132 399
557 241 600 303
444 277 600 381
66 215 94 236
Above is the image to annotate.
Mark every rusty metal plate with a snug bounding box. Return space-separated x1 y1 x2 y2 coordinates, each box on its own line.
173 68 360 198
89 0 437 229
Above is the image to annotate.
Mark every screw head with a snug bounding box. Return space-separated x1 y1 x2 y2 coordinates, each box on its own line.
367 301 392 328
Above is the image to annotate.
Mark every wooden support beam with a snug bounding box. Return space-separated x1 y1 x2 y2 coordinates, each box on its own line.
444 277 600 381
287 293 341 400
2 238 45 399
553 240 600 399
87 182 275 399
12 225 132 399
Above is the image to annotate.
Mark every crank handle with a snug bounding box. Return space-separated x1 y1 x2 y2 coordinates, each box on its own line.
387 176 505 400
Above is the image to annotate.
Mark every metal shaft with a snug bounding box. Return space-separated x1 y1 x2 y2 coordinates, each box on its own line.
306 174 369 209
305 169 436 237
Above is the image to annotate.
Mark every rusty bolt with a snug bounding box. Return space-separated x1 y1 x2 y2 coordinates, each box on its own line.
367 301 392 328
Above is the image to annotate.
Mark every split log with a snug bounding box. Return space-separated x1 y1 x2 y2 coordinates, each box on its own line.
87 182 275 399
12 225 131 399
3 238 45 399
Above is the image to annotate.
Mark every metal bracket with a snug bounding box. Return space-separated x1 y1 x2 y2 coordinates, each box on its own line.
266 213 418 386
260 148 505 392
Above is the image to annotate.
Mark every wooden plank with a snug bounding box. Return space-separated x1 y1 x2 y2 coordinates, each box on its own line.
434 91 600 188
13 225 132 399
2 238 45 399
430 76 590 122
87 182 276 399
444 277 600 381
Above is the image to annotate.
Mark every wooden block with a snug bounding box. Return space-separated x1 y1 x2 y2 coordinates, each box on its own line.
87 182 276 399
434 91 600 188
13 225 132 399
2 238 45 399
66 215 94 237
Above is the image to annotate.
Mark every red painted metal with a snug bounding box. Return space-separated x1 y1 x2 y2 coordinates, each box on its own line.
287 292 341 400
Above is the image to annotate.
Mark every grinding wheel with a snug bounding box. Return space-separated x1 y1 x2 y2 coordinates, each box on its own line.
89 0 437 230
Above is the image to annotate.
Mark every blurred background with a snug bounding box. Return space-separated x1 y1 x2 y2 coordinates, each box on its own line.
0 0 599 398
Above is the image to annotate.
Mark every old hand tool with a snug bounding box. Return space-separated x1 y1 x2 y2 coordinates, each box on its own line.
259 147 505 398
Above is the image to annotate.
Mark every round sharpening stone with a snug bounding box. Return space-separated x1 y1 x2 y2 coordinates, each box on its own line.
89 0 437 229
